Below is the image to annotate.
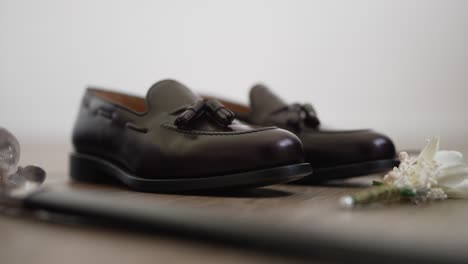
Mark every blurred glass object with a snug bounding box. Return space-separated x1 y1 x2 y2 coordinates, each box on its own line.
6 165 46 191
0 127 46 196
0 127 20 180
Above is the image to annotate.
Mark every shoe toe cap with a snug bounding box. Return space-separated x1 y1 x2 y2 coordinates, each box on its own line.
359 131 396 161
196 128 305 176
142 127 306 179
249 128 305 167
303 130 396 167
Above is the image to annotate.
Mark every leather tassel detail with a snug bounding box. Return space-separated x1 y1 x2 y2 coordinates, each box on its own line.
174 99 206 129
301 103 320 127
272 103 321 131
205 99 235 126
174 99 235 129
285 104 303 131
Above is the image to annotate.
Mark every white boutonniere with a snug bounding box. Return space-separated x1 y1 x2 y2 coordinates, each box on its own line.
340 137 468 208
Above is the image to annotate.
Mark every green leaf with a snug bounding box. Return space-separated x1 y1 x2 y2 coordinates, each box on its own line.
400 187 417 197
372 180 384 186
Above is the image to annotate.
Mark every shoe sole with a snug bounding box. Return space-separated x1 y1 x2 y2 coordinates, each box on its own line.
70 153 312 192
292 159 399 183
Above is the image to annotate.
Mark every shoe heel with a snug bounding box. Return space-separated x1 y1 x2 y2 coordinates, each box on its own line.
69 153 117 184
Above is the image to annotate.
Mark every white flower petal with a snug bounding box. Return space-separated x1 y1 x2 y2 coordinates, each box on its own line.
437 165 468 187
442 181 468 198
434 150 468 198
417 137 439 162
435 151 465 169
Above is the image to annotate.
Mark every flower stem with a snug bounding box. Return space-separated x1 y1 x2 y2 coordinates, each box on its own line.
340 185 404 208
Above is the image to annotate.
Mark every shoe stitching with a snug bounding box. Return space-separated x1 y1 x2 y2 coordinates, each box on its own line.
86 98 277 136
161 123 276 136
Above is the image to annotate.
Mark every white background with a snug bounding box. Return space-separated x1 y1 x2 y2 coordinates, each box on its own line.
1 0 468 152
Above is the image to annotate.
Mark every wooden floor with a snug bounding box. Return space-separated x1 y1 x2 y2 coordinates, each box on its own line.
3 141 468 263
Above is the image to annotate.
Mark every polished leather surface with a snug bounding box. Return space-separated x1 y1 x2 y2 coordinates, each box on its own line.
209 85 396 168
72 80 305 179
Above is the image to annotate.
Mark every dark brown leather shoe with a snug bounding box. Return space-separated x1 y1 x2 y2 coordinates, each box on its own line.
71 80 311 192
204 85 397 182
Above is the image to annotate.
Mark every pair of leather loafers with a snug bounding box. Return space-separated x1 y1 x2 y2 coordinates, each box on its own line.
71 79 397 192
205 85 398 183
